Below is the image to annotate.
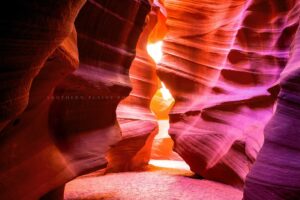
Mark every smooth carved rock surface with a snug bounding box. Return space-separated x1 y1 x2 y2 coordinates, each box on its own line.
157 0 300 186
0 1 85 199
0 25 82 199
0 0 150 199
0 1 85 132
50 0 150 185
108 2 166 172
244 16 300 200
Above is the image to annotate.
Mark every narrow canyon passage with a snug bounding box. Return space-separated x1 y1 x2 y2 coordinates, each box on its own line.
1 0 300 200
147 40 178 161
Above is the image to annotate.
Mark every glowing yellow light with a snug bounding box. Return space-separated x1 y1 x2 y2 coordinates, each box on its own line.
160 81 173 100
147 41 163 63
149 159 191 170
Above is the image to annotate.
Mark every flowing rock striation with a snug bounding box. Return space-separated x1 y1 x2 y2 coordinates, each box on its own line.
157 0 300 186
108 2 164 171
0 0 150 199
0 26 82 200
0 1 85 199
244 15 300 199
0 0 85 132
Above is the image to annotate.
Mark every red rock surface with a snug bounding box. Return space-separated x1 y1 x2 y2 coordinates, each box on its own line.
108 1 170 171
0 1 85 199
108 3 160 172
157 0 300 187
0 0 150 199
1 0 300 199
244 15 300 200
0 1 85 132
0 28 81 200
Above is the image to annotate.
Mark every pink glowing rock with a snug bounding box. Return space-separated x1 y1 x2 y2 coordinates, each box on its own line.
157 0 300 187
65 165 242 200
244 16 300 199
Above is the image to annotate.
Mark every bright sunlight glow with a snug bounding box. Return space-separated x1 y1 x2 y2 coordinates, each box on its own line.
160 81 173 100
147 41 163 63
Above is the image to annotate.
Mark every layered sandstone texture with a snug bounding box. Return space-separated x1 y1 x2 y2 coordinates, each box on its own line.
0 1 85 132
0 0 150 199
244 14 300 200
108 3 160 172
0 1 85 199
157 0 300 187
1 0 300 199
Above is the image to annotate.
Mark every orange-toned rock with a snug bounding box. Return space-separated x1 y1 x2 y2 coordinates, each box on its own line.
108 3 163 172
150 82 175 120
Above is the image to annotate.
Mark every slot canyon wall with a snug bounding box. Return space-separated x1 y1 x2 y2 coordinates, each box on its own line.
108 2 163 172
0 1 87 199
0 0 300 200
244 20 300 200
0 0 151 199
157 0 300 188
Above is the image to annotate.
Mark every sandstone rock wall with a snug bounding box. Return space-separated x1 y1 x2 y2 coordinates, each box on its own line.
0 0 150 199
157 0 300 186
244 14 300 199
107 3 160 172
